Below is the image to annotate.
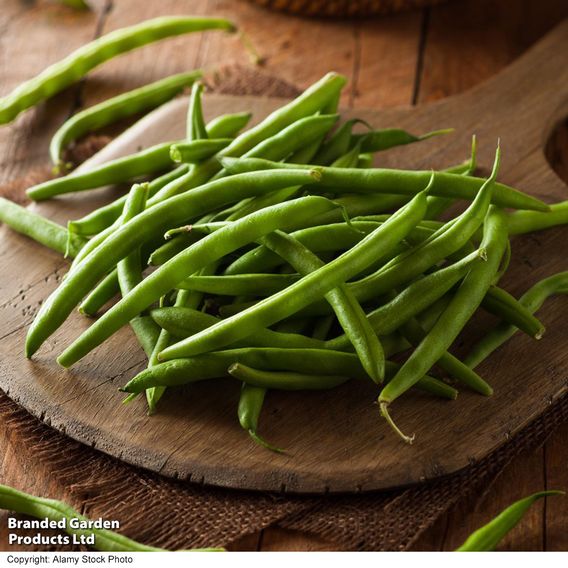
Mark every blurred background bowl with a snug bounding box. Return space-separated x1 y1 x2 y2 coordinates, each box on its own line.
247 0 450 18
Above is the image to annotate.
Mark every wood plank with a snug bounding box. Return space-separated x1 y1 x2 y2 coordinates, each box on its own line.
354 12 423 108
544 423 568 551
259 528 335 551
0 1 107 184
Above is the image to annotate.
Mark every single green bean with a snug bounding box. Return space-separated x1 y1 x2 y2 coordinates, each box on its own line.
178 273 300 295
78 269 120 316
0 197 84 257
456 491 564 551
221 156 549 212
229 362 346 390
507 199 568 234
158 189 429 361
236 382 283 453
0 484 221 551
169 138 232 163
482 285 545 339
50 71 202 170
0 16 235 125
29 140 179 200
116 184 161 358
68 165 189 237
465 271 568 368
186 81 207 140
351 127 452 153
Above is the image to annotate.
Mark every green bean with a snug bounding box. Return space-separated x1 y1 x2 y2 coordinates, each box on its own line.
236 382 283 453
221 156 549 212
204 111 252 139
351 127 452 153
28 140 179 200
0 197 84 257
27 169 323 359
401 317 493 396
68 165 189 237
288 134 326 165
186 81 207 140
325 249 485 350
225 186 300 222
178 273 300 295
149 73 346 204
507 200 568 234
0 16 235 125
158 189 428 361
148 232 201 266
151 306 327 350
115 184 161 358
425 135 477 220
54 193 338 367
229 362 346 390
482 286 545 339
0 484 221 551
465 271 568 368
50 71 202 170
169 138 232 163
262 230 385 383
379 206 509 443
78 269 120 316
121 347 456 400
68 111 246 238
456 491 564 551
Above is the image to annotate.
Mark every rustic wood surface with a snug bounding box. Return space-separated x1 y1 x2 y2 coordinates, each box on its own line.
0 0 567 551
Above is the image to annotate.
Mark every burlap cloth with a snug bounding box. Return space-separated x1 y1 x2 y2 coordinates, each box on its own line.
1 65 566 551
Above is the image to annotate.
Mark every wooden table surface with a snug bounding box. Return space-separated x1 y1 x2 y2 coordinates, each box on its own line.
0 0 567 552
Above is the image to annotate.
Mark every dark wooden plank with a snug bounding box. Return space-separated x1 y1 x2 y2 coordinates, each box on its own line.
0 0 107 185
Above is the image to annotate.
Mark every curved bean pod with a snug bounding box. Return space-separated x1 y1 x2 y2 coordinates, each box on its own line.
236 382 283 453
0 16 235 125
465 271 568 368
169 138 232 163
456 491 564 551
50 71 202 169
29 140 179 200
0 197 84 257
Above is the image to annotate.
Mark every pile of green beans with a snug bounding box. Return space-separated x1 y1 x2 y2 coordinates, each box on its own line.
2 62 568 451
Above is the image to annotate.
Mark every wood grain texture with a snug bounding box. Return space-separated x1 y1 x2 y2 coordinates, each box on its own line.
0 0 567 551
1 20 567 495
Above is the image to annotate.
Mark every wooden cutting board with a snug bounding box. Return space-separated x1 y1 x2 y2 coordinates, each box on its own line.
0 20 567 494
